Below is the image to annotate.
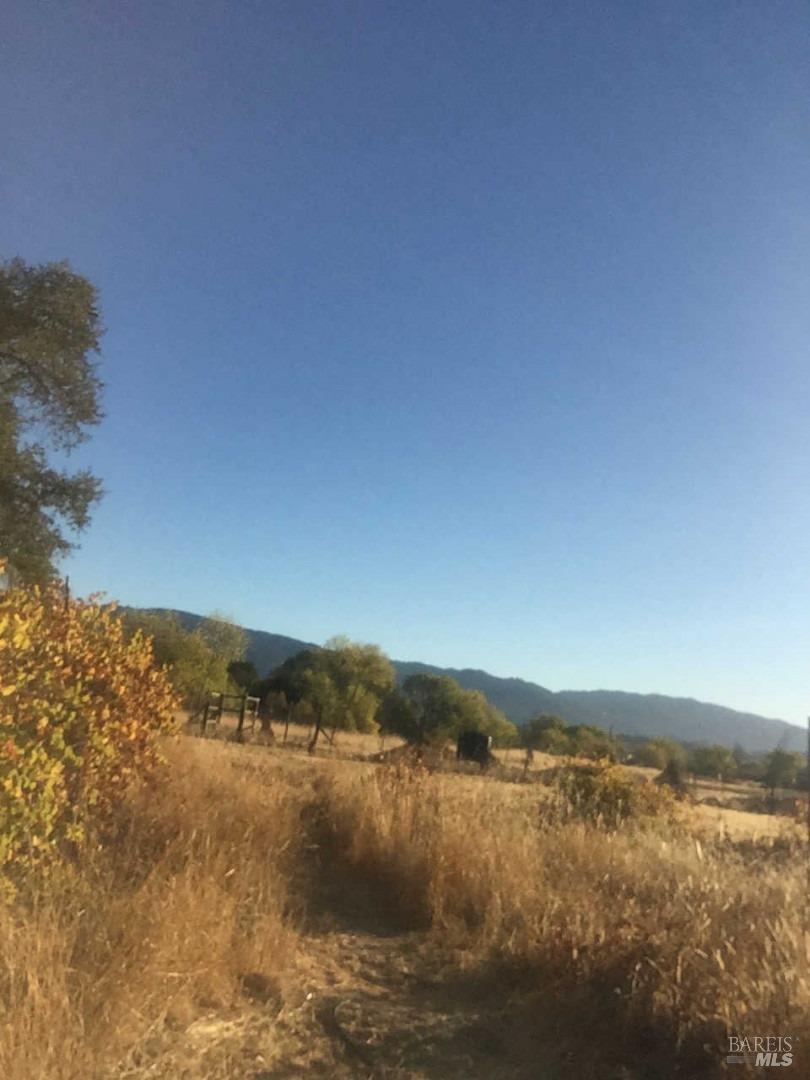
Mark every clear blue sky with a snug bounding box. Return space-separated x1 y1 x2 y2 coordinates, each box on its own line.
3 2 810 724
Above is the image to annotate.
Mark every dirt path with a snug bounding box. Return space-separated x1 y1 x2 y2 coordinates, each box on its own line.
261 876 550 1080
117 840 553 1079
111 779 560 1080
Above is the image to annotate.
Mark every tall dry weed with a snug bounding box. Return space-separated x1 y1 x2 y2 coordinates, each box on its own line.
0 741 309 1080
317 763 810 1076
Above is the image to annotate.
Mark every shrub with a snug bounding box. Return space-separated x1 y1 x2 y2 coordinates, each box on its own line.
656 756 690 794
548 760 681 828
0 576 177 881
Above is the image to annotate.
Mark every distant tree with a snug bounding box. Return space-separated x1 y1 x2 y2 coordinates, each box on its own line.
656 757 689 795
762 749 804 796
730 743 765 782
568 724 621 761
260 650 316 707
379 675 458 746
258 649 319 739
379 673 514 749
455 687 517 746
0 257 104 581
122 609 242 711
638 738 687 771
281 638 395 753
321 636 396 735
228 659 259 691
522 715 570 756
689 744 737 782
302 658 341 753
196 612 246 666
540 726 573 756
377 687 418 743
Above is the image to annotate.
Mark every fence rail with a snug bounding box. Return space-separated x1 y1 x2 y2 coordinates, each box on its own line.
199 690 260 736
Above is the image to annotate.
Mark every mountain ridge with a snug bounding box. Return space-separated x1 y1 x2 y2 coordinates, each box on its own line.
138 608 805 754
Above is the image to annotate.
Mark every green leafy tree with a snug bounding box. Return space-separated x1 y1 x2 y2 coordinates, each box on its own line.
689 744 737 782
638 738 687 770
320 636 396 735
379 675 462 746
121 610 243 711
0 258 103 581
568 724 621 761
453 687 516 745
731 743 764 782
522 714 570 755
256 648 321 739
379 673 515 748
762 749 804 795
539 726 573 756
279 638 395 752
228 659 259 690
196 612 246 665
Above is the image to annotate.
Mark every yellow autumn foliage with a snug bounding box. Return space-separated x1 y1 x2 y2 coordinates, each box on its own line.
0 574 177 881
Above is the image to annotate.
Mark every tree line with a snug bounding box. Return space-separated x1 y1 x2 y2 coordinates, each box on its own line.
632 735 808 794
115 609 809 792
119 612 519 753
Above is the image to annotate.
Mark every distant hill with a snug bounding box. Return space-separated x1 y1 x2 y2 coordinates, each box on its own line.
138 609 806 755
390 662 805 754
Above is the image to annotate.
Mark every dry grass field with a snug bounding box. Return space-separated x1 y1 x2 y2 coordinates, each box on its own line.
1 731 807 1079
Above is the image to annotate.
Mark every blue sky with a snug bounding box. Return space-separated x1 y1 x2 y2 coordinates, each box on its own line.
3 2 810 724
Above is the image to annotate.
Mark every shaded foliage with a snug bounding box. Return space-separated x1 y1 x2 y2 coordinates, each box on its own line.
121 610 245 711
688 744 737 781
380 673 516 748
0 258 103 581
521 713 620 760
260 639 396 751
762 749 804 795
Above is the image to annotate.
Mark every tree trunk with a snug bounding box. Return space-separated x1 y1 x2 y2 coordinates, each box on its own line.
283 701 295 745
308 711 323 754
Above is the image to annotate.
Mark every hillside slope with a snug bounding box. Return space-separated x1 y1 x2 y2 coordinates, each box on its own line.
142 609 805 754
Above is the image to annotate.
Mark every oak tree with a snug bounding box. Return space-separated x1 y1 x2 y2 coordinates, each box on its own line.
0 257 103 581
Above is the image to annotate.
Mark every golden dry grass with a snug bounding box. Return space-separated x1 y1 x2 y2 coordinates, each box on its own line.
316 761 810 1077
0 739 308 1080
2 735 807 1078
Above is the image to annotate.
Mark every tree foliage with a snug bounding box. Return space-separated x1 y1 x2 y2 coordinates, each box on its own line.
196 612 246 666
762 748 804 795
260 639 396 751
521 714 620 760
522 714 569 754
0 258 104 581
0 574 177 884
227 659 259 691
688 744 737 781
121 610 245 711
637 737 687 770
380 673 516 747
304 638 395 750
258 649 318 710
